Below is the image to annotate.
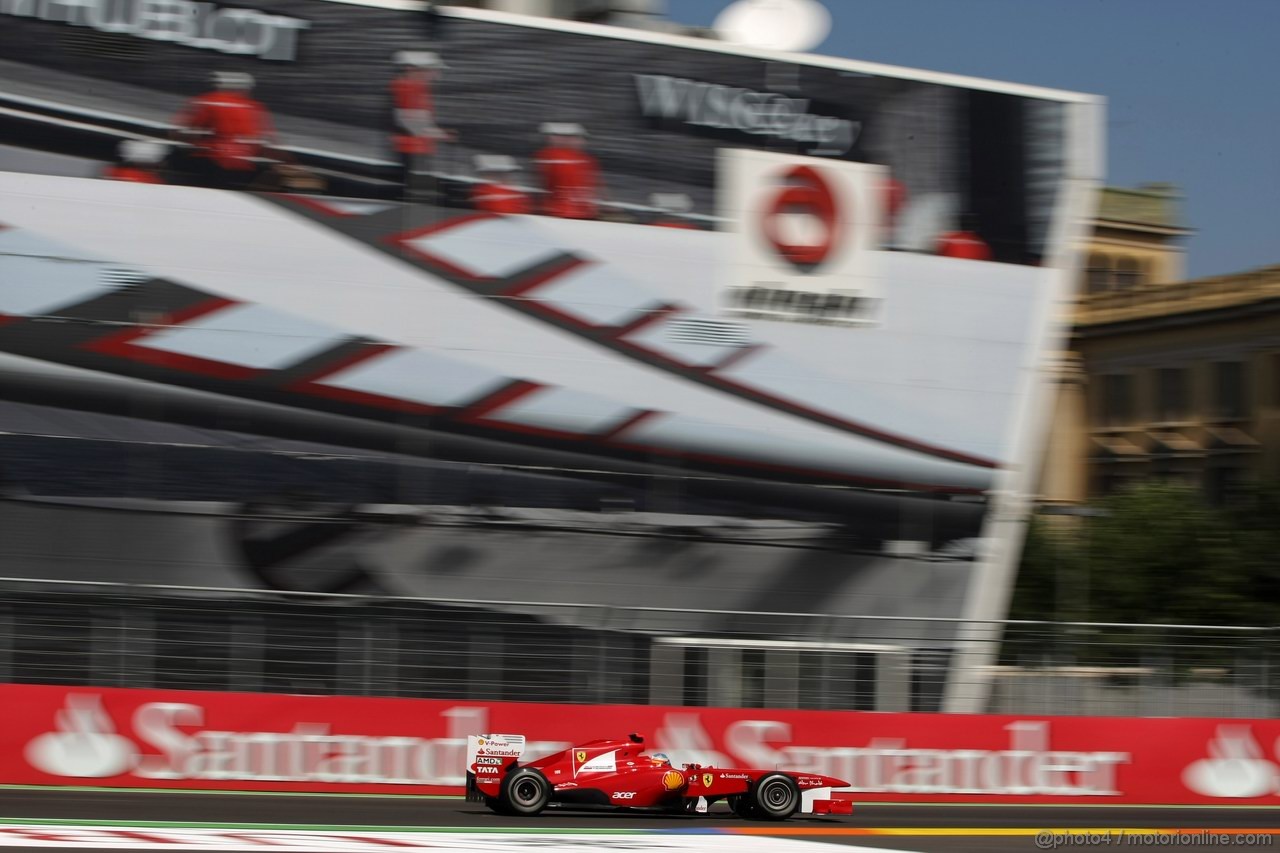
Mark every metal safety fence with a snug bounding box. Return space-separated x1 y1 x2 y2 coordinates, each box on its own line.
0 579 1274 718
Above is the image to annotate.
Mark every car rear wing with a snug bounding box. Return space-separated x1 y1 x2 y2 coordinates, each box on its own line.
465 733 526 766
464 734 526 803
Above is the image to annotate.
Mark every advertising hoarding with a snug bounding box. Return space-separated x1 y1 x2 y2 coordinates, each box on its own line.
0 4 1101 504
2 684 1275 805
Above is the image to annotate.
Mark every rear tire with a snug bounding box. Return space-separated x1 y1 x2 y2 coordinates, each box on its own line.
499 767 551 816
748 773 799 821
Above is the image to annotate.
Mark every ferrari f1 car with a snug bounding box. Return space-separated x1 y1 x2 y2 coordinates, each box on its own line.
465 733 852 821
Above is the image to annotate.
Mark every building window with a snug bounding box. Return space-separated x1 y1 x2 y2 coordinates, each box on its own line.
1115 257 1143 289
1101 374 1134 426
1212 362 1248 419
1156 367 1190 422
1086 253 1111 294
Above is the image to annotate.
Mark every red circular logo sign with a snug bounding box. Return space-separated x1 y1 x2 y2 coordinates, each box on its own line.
760 165 843 273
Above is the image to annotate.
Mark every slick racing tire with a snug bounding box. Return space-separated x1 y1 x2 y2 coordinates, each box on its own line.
748 773 800 821
499 767 551 816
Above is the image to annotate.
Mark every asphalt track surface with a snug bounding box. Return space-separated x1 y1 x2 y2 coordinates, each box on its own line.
0 789 1277 853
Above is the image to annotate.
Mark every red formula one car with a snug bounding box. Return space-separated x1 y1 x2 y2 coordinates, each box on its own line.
465 732 852 821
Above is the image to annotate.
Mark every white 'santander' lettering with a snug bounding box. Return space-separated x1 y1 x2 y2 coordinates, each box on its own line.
721 719 1129 796
130 702 565 785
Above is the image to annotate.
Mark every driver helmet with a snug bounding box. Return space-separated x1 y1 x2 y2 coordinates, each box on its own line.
650 753 671 766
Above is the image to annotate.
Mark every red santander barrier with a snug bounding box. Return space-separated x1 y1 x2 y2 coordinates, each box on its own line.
3 683 1277 804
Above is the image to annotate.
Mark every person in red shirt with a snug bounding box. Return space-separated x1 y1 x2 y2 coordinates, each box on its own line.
880 174 906 247
469 155 531 214
535 123 599 219
937 214 993 261
173 72 276 189
102 139 167 184
390 51 454 201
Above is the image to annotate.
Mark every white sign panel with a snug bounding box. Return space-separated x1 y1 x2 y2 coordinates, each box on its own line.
718 149 883 327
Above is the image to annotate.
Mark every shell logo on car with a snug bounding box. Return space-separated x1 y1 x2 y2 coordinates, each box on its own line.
662 770 685 791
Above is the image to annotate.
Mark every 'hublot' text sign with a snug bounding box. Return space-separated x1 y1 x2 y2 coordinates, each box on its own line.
0 0 309 61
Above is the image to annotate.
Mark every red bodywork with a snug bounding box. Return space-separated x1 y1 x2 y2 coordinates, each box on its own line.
467 734 849 819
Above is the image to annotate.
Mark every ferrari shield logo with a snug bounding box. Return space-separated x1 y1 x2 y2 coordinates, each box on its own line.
702 773 714 787
575 750 587 764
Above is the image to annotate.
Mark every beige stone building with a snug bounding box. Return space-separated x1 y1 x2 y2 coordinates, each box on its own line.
1040 184 1280 507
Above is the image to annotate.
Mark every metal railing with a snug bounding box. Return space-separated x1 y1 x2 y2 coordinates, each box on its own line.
0 579 1273 718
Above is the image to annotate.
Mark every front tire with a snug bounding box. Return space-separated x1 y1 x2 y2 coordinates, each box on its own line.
499 767 551 816
730 794 757 819
748 773 800 821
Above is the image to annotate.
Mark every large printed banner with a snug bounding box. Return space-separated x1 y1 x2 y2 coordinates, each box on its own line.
3 684 1278 805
